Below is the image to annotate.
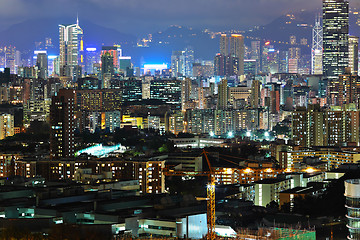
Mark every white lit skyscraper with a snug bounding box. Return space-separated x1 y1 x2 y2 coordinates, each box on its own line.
323 0 349 80
59 18 83 77
311 15 323 75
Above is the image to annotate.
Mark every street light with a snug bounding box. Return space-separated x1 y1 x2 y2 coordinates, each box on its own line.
227 131 234 138
246 131 251 137
210 131 215 137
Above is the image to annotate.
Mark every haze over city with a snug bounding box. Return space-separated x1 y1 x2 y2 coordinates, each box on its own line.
0 0 359 34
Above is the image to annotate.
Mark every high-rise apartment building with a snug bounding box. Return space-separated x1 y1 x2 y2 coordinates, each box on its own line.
292 104 360 147
50 89 75 159
217 79 229 109
0 113 14 140
250 80 261 108
323 0 349 79
328 69 360 106
312 15 323 75
349 36 359 75
59 18 83 78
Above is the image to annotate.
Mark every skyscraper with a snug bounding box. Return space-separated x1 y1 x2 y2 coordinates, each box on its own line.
171 51 185 77
101 52 114 89
220 34 229 56
312 15 323 75
50 89 75 159
218 34 245 76
323 0 349 79
85 47 99 74
59 18 83 78
349 36 359 75
183 46 194 77
101 46 121 71
217 79 229 109
36 53 48 79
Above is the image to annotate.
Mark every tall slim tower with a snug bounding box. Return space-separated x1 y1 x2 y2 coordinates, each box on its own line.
59 19 83 77
349 36 359 75
229 34 245 76
323 0 349 80
36 53 48 79
50 89 75 159
312 15 323 75
217 79 229 109
220 34 229 56
219 34 244 76
183 46 194 77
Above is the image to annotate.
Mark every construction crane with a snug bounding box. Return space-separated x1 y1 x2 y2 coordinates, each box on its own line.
163 149 216 240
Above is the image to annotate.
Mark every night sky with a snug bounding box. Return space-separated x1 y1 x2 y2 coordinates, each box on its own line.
1 0 360 35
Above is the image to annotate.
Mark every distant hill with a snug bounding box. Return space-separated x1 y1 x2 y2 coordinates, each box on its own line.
127 25 219 66
0 18 136 52
1 11 360 67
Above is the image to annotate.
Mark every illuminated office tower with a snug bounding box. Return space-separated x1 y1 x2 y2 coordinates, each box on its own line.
85 47 98 74
220 34 229 56
170 48 195 77
349 36 359 75
181 78 192 111
323 0 349 79
218 34 245 76
101 53 114 89
171 51 185 77
78 29 85 74
50 89 75 159
312 15 323 75
36 53 48 79
183 46 194 77
101 46 120 71
251 41 261 73
229 34 245 76
5 46 16 74
59 18 83 77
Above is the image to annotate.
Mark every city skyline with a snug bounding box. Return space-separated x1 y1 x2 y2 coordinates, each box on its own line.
0 0 360 239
